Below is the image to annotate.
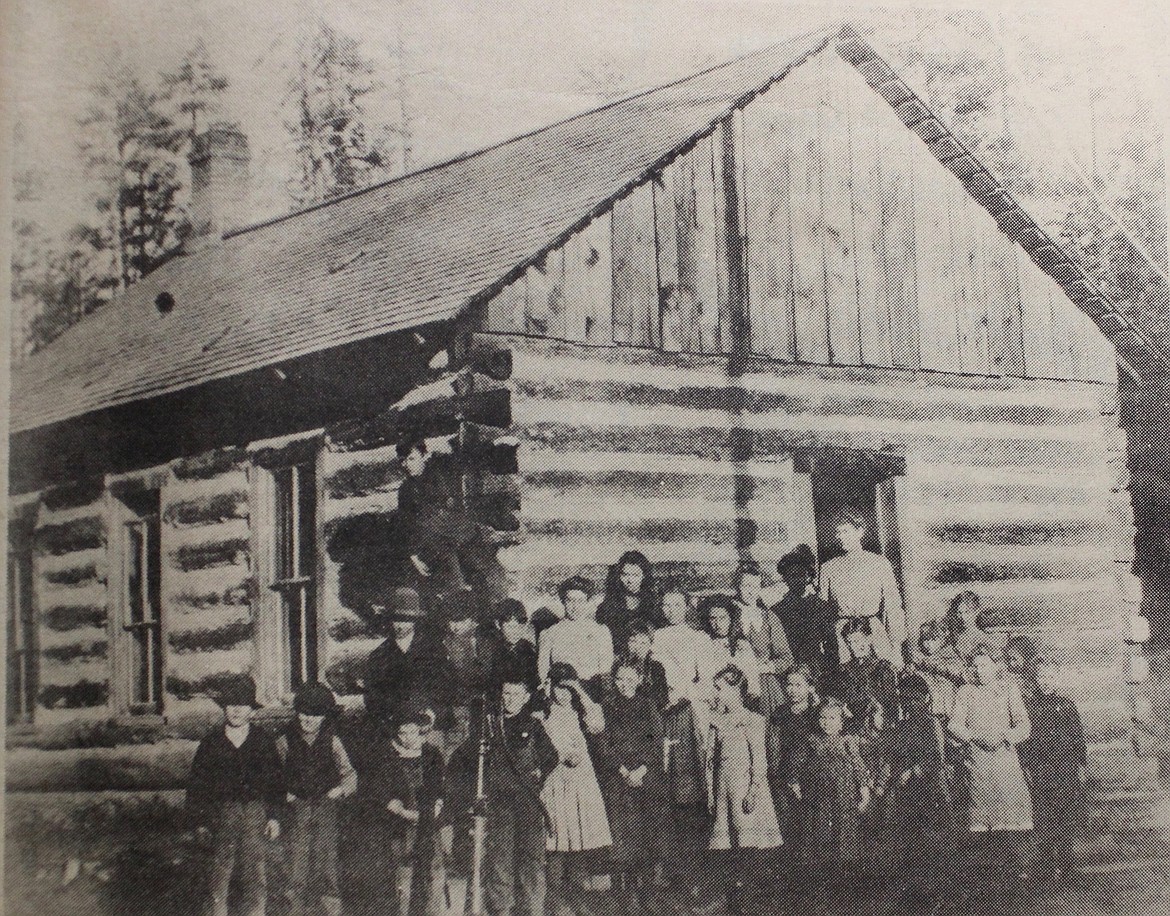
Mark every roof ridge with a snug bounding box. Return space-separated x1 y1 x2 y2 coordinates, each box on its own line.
224 24 843 240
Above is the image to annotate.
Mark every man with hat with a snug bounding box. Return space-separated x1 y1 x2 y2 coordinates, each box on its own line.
365 587 439 728
187 673 283 916
276 682 356 916
774 544 839 682
430 587 490 760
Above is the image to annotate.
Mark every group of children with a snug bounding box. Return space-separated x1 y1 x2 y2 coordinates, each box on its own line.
188 513 1090 916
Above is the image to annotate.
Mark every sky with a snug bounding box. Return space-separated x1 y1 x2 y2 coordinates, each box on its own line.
4 0 1169 238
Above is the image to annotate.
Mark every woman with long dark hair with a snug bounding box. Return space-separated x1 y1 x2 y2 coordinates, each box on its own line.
598 551 662 649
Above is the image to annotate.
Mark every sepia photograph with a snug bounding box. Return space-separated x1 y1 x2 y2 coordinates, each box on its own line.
3 1 1170 914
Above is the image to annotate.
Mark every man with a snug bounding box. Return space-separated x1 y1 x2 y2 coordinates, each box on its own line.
818 512 905 666
431 588 490 758
364 587 436 727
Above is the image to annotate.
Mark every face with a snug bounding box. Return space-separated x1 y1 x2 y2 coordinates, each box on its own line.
972 653 997 684
627 632 651 660
1036 665 1058 695
819 706 844 736
662 592 688 625
224 704 253 728
785 673 814 705
501 682 531 716
707 606 731 638
921 635 943 657
737 573 762 604
620 563 644 595
396 721 423 751
404 446 427 477
552 683 575 706
845 629 871 659
958 598 979 626
563 589 592 621
1004 647 1025 672
615 666 640 698
393 620 416 640
298 712 325 734
836 522 864 552
780 565 813 595
500 617 526 645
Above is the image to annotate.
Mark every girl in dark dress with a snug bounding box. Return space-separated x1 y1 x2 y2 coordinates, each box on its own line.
1018 658 1089 882
765 663 820 847
598 551 662 651
600 659 667 914
832 617 900 728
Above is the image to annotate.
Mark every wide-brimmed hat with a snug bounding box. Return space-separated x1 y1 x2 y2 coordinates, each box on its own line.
548 661 579 685
215 674 260 709
386 586 426 621
439 587 479 622
777 544 817 575
293 682 339 717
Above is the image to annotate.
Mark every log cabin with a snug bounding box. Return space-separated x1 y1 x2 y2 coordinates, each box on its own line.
6 25 1165 858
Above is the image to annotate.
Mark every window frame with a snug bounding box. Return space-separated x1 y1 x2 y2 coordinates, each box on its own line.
113 490 165 716
7 522 38 724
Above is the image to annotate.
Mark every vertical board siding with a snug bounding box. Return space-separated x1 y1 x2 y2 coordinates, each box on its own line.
654 168 682 352
690 135 723 353
562 213 614 344
743 87 796 359
611 182 659 346
913 135 962 372
1018 245 1057 378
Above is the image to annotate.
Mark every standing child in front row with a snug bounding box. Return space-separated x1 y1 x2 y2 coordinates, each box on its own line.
789 697 871 913
276 683 356 916
1018 658 1089 883
186 674 283 916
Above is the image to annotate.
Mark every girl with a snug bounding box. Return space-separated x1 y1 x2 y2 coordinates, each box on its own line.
733 562 793 717
765 664 820 847
707 665 782 913
624 621 670 711
945 590 994 662
697 595 762 710
948 645 1033 883
832 617 899 728
774 545 838 682
539 662 612 915
600 659 667 912
598 551 662 650
538 577 615 700
885 673 954 908
789 698 871 903
907 619 965 722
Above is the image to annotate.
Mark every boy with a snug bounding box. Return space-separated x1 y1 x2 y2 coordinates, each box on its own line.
774 545 838 681
1018 658 1089 882
276 682 356 916
485 598 539 695
187 674 282 916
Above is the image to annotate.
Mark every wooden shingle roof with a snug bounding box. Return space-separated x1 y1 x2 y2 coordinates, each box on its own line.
12 23 1162 435
10 28 837 434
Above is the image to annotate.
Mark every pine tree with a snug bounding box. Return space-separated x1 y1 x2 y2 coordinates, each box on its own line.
161 39 230 141
284 19 397 206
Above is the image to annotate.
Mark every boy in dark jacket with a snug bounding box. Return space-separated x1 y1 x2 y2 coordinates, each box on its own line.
187 674 282 916
1018 658 1089 882
275 682 356 916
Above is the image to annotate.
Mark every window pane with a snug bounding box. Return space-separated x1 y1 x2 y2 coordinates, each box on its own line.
125 500 162 712
8 539 36 723
127 523 145 626
296 465 316 579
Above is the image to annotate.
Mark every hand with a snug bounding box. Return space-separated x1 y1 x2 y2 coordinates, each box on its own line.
858 787 871 813
387 798 407 817
788 784 801 801
266 819 281 841
564 752 582 768
899 770 913 786
326 786 344 800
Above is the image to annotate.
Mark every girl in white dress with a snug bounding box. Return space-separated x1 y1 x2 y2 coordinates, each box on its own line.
539 662 612 914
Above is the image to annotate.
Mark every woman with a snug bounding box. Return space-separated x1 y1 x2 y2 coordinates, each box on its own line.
945 591 995 662
600 659 667 912
598 551 662 650
697 595 762 709
948 645 1033 882
538 577 615 700
707 665 782 912
539 663 612 915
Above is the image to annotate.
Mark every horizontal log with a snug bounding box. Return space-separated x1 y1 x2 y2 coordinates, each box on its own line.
515 561 741 604
524 469 791 505
512 373 1094 430
42 641 109 664
250 435 321 470
35 517 105 556
522 513 790 547
168 619 254 654
42 604 108 632
499 538 790 574
39 681 109 711
454 336 514 381
171 537 249 573
522 448 794 479
166 670 251 702
925 518 1111 547
42 560 103 589
41 478 106 512
172 447 249 481
323 458 403 500
167 517 250 551
38 657 108 688
162 492 248 528
914 478 1109 510
925 548 1110 584
517 418 1104 472
165 645 253 683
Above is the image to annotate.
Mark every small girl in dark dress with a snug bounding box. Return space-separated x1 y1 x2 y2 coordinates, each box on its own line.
1018 658 1089 882
790 698 871 908
765 663 820 847
600 658 667 913
833 618 900 728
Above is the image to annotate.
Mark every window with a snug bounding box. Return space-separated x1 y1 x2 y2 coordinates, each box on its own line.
271 462 318 690
7 529 37 723
122 495 163 712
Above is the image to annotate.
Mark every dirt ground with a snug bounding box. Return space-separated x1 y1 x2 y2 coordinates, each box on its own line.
6 791 1170 916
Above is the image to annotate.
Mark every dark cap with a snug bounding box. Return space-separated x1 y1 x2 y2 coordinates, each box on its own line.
547 662 579 685
387 587 426 621
778 544 817 575
215 673 260 709
557 576 595 602
440 588 479 622
396 701 436 730
294 682 339 717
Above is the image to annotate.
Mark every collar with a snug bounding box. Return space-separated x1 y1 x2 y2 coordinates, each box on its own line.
393 739 424 759
225 724 251 747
